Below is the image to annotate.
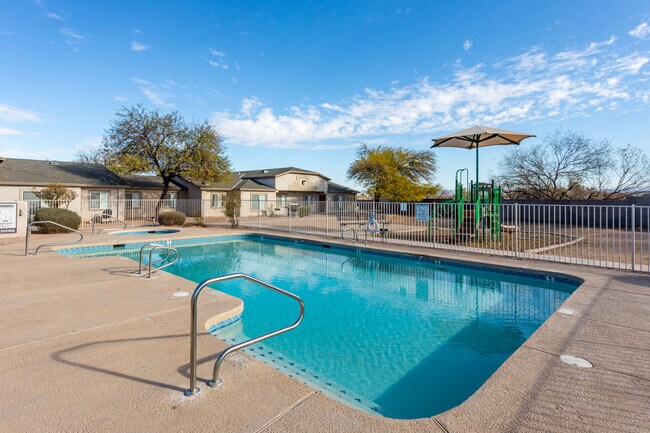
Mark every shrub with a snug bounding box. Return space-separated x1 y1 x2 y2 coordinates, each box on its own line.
223 190 241 228
34 208 81 233
298 205 311 217
158 211 186 226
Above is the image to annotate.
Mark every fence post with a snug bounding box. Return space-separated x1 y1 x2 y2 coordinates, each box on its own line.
632 203 636 271
515 203 520 259
325 201 329 237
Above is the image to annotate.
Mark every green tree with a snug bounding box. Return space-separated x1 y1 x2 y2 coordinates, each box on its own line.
102 105 231 204
223 190 241 227
33 184 78 208
347 144 439 201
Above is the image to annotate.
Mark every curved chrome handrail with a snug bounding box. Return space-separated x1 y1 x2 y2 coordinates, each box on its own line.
24 220 84 256
91 214 127 236
138 243 178 277
184 273 305 396
341 226 357 242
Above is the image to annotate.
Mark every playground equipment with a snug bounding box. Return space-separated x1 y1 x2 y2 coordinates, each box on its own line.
430 169 502 242
430 125 534 243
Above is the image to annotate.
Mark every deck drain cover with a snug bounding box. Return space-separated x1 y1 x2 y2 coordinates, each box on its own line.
173 291 190 298
560 355 592 368
558 308 575 316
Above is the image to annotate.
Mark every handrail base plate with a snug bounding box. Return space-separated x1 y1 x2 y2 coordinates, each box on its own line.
183 387 201 396
207 378 223 388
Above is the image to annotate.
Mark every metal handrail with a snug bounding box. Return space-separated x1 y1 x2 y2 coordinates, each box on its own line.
341 226 368 245
24 220 84 256
184 273 305 396
138 243 178 277
91 214 127 236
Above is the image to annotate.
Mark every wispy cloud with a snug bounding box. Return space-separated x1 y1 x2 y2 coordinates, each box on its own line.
629 22 650 40
131 41 151 52
0 103 41 122
213 36 650 149
0 31 15 36
34 0 65 21
463 39 473 51
208 48 229 70
0 127 26 136
131 78 175 108
59 28 84 40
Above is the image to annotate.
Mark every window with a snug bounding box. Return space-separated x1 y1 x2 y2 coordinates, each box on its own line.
22 191 43 215
162 192 177 208
276 194 287 207
125 192 141 209
90 191 110 209
211 193 224 208
303 194 313 204
334 195 343 202
251 194 267 211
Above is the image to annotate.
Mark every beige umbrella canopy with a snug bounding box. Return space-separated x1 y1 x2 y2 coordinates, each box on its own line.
431 125 535 187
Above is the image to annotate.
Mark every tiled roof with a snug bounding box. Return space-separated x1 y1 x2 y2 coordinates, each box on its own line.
327 181 359 194
0 158 125 186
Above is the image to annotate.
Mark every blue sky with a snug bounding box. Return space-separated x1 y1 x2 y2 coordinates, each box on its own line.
1 1 649 189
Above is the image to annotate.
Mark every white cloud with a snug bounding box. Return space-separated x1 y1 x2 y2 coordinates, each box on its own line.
0 103 41 122
59 28 84 39
131 41 151 52
463 39 473 51
629 22 650 39
34 0 65 21
0 31 14 36
208 48 230 70
131 78 175 108
213 36 650 149
0 127 26 136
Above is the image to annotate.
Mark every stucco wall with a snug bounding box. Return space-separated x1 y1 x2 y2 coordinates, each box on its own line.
275 173 328 193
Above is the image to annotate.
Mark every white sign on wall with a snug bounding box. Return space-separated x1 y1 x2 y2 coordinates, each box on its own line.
0 202 18 234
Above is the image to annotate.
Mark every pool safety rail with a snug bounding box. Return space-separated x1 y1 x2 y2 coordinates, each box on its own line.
138 243 179 278
24 221 84 256
184 273 305 397
91 213 127 236
341 226 368 245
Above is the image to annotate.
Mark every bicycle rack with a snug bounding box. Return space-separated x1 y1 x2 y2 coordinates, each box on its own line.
138 243 178 278
24 221 84 256
184 273 304 396
91 214 127 236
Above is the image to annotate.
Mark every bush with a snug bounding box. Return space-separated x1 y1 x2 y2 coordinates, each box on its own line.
298 205 311 217
34 208 82 233
158 211 186 226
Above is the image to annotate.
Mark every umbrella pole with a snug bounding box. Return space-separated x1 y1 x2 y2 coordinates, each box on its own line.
475 139 479 200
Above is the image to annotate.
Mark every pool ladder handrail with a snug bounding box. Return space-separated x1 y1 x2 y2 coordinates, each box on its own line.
138 243 179 277
184 273 305 396
24 220 84 256
91 214 127 236
341 226 368 245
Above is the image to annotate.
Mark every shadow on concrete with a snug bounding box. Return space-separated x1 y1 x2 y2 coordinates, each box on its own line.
50 333 227 393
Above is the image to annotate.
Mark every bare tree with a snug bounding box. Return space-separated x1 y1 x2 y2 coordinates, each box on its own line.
587 144 650 199
497 130 648 200
75 146 106 165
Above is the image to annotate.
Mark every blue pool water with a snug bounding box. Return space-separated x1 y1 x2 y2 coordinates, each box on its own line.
63 235 579 419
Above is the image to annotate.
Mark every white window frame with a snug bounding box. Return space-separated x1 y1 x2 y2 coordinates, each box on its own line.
90 191 110 210
303 194 313 204
251 194 267 211
211 193 224 208
125 191 142 209
276 194 287 207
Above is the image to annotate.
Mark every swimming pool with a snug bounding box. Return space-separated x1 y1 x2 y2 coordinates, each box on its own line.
61 235 580 419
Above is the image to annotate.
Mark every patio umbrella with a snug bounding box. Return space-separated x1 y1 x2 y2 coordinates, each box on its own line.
430 125 535 188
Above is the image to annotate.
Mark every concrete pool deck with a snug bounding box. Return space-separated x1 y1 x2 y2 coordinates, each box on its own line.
1 227 648 432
